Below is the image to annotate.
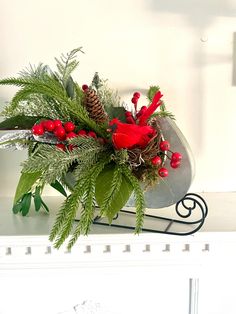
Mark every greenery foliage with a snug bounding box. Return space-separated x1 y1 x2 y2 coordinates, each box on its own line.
0 48 175 249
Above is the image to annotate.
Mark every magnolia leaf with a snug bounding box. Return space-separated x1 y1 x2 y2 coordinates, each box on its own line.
0 115 42 130
50 180 67 197
65 76 75 99
34 186 42 212
95 164 133 223
105 106 126 122
14 171 42 204
21 193 32 216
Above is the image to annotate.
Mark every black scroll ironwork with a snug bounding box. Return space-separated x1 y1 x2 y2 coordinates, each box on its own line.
82 193 208 236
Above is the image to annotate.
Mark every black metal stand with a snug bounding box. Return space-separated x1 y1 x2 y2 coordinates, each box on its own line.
89 193 208 236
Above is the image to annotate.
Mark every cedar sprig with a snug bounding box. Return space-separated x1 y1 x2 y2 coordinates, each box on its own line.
55 47 84 86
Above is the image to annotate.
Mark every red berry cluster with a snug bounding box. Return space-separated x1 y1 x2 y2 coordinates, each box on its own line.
32 119 101 151
131 91 141 106
150 140 182 178
124 91 148 125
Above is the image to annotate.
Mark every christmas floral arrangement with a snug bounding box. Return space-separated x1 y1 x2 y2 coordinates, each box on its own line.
0 48 182 248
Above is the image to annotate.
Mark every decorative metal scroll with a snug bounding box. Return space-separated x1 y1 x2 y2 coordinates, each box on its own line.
81 193 208 236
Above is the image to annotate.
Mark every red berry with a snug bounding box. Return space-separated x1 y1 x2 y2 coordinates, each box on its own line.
170 160 181 169
125 111 132 117
54 120 62 128
171 152 182 162
44 120 55 132
64 121 75 133
87 131 97 138
32 124 44 136
159 140 170 151
131 96 139 105
40 120 47 129
54 126 66 140
78 130 87 136
56 143 66 151
151 156 162 166
158 167 168 177
66 132 77 139
82 84 89 91
133 92 141 98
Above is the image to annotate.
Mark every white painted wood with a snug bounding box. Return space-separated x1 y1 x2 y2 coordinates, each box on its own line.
0 193 236 313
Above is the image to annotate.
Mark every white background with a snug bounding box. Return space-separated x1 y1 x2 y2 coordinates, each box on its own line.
0 0 236 195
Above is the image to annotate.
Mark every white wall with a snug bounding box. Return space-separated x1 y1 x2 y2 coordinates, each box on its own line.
1 0 236 196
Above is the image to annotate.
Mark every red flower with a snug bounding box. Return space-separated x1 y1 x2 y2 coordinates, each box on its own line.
109 118 155 150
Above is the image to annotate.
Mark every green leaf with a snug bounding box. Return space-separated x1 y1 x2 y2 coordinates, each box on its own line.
147 86 160 102
0 115 43 130
50 180 67 197
105 106 126 122
95 164 133 223
21 193 32 216
12 202 23 214
34 186 42 212
14 171 42 204
65 76 75 99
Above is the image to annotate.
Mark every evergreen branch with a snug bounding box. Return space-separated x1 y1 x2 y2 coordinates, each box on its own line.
99 165 122 217
121 165 146 233
67 160 108 249
22 140 104 184
49 178 85 245
55 47 83 85
51 158 109 249
0 73 107 136
18 63 50 79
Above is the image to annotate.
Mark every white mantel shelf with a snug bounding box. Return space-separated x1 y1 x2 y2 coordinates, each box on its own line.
1 193 236 314
0 192 236 271
0 192 236 236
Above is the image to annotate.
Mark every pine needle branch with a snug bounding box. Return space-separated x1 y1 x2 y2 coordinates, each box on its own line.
121 165 146 233
49 178 85 246
66 159 110 249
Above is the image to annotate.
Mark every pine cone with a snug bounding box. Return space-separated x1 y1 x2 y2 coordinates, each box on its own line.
84 88 108 124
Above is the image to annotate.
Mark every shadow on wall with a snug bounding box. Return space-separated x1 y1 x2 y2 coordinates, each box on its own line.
144 0 236 152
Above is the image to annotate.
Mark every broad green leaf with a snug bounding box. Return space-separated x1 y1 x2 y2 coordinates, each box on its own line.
21 193 32 216
0 115 43 130
65 76 75 99
105 106 126 122
12 202 23 214
34 186 42 212
14 171 42 204
50 180 67 197
95 164 133 223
